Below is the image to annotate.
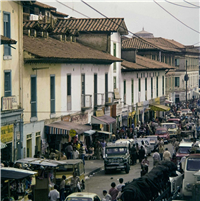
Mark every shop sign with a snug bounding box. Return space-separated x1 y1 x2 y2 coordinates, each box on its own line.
114 88 120 99
1 124 13 143
96 109 104 117
1 96 18 111
69 129 76 137
116 103 122 116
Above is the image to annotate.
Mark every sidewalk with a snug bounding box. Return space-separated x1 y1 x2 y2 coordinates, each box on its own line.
84 159 104 177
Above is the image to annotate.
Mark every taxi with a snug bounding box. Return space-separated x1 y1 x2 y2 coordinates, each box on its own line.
65 192 101 201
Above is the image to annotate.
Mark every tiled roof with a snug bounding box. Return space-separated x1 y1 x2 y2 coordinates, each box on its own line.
121 55 174 71
33 1 56 10
50 10 68 17
122 37 182 52
23 35 122 63
53 18 128 35
23 21 53 32
0 35 17 44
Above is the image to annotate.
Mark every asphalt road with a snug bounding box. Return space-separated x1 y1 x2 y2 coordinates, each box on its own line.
84 143 173 199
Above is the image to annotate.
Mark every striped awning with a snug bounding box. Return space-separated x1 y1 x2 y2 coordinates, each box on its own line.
45 121 91 135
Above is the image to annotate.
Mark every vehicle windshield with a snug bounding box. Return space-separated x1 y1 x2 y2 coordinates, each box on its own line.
106 147 127 155
56 164 73 172
162 124 176 129
67 198 92 201
187 158 200 171
155 130 167 135
177 147 191 154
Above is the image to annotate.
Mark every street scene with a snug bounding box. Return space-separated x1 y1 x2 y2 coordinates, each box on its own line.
1 0 200 201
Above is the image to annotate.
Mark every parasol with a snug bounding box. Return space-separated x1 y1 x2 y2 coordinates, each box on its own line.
0 141 7 149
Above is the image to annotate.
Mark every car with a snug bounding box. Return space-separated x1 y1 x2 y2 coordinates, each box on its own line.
161 123 178 138
115 139 135 151
181 154 200 197
167 118 181 127
181 109 192 115
169 171 183 195
176 141 193 165
104 142 130 174
135 138 152 155
65 192 102 201
144 135 159 152
155 127 170 143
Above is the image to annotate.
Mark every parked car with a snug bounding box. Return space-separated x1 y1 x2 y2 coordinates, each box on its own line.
144 135 159 152
104 142 130 174
115 139 135 151
161 122 178 138
65 192 101 201
181 109 192 115
181 154 200 197
155 127 170 143
167 118 181 127
169 171 183 195
135 138 152 155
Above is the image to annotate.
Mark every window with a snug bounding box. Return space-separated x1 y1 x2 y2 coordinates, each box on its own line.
151 77 153 98
175 77 180 87
145 78 147 91
152 55 155 60
4 71 11 97
50 75 55 114
94 74 97 107
161 55 164 62
67 74 71 110
156 77 158 97
105 73 108 102
113 43 116 72
124 80 126 104
81 74 85 95
113 76 116 90
131 79 134 104
138 78 141 92
162 76 164 95
175 58 179 66
3 12 11 56
31 75 37 117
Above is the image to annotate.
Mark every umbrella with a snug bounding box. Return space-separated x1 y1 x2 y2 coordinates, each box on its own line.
0 141 7 149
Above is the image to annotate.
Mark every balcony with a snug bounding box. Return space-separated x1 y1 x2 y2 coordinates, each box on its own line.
81 94 92 111
105 92 114 106
94 93 104 108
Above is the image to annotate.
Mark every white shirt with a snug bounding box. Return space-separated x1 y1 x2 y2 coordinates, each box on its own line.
116 183 124 191
48 189 60 201
104 194 112 201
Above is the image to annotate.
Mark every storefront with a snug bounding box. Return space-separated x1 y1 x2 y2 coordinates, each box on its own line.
45 121 91 151
1 96 23 162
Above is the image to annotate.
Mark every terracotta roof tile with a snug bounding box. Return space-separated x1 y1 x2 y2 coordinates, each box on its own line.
121 55 174 70
33 1 56 10
1 35 17 44
23 21 53 32
53 18 128 35
23 35 122 63
50 10 68 17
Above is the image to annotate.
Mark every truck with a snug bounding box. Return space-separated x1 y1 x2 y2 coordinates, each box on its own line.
104 142 130 174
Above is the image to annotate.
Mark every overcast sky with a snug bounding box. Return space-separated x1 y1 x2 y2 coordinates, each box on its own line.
42 0 199 46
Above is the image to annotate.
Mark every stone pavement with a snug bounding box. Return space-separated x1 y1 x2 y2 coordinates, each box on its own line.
84 159 104 177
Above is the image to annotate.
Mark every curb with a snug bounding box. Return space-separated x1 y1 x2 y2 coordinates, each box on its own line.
85 166 104 177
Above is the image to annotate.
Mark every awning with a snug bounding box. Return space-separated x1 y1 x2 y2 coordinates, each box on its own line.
91 115 116 125
149 104 170 112
45 121 91 135
1 167 36 180
84 130 96 136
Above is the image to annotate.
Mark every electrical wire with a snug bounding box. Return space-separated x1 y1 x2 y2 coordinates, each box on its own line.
56 0 90 18
183 0 200 8
154 0 200 34
164 0 198 8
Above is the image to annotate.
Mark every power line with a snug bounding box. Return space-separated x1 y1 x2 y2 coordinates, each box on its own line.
154 0 200 34
56 0 90 18
164 0 198 8
183 0 200 8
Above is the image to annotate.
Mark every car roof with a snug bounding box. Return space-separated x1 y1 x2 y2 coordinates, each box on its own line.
188 154 200 159
161 123 176 125
67 192 98 198
179 142 193 147
156 127 167 130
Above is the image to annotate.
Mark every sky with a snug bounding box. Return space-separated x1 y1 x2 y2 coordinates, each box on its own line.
41 0 199 46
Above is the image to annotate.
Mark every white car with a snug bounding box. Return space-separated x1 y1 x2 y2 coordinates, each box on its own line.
65 192 102 201
169 171 183 194
135 138 152 155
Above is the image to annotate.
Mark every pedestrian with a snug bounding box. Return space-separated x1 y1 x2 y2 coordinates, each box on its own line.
70 172 80 193
116 178 124 192
174 140 179 153
101 140 107 159
152 151 161 166
116 185 125 201
139 146 145 163
158 144 164 161
60 175 66 201
135 143 139 162
130 144 137 165
102 190 112 201
163 148 172 161
109 182 119 201
141 156 149 176
48 185 60 201
79 143 85 165
65 142 73 159
74 141 80 151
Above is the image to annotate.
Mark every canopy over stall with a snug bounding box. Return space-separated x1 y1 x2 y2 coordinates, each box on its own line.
91 115 116 125
149 104 170 112
84 130 96 136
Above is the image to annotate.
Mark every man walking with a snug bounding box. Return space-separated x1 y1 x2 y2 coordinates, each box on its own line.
130 144 137 165
152 151 161 166
109 182 119 201
163 148 172 161
48 185 60 201
139 146 145 163
102 190 112 201
60 176 66 201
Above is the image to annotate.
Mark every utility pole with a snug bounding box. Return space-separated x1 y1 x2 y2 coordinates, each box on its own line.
185 60 188 108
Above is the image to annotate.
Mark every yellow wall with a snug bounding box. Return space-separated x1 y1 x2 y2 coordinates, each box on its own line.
0 1 23 108
23 62 62 123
